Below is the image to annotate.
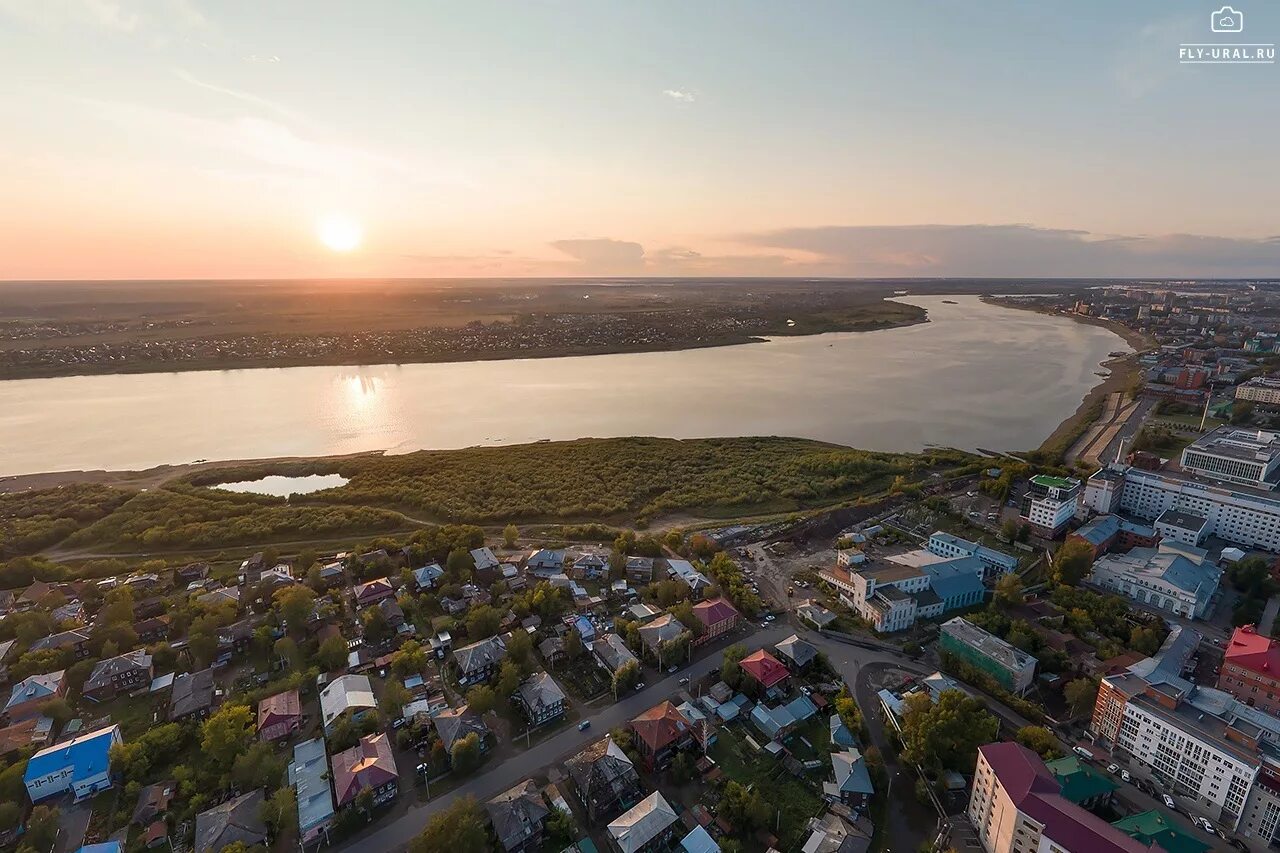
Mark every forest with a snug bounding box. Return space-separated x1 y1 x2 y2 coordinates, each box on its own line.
0 484 133 558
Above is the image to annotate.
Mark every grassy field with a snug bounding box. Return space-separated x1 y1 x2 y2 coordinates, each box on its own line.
710 726 827 849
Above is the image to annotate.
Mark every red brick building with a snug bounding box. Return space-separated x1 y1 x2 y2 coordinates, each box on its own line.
739 650 790 696
628 701 693 770
690 598 739 645
1218 625 1280 716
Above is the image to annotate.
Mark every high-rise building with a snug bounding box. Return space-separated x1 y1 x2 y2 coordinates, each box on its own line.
1019 475 1082 538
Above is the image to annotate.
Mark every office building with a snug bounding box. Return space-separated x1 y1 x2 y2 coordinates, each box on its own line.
821 549 985 634
1180 427 1280 490
1019 475 1082 538
1236 377 1280 406
926 531 1018 577
1219 625 1280 717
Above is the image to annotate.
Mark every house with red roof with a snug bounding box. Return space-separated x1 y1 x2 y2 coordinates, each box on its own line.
628 701 693 770
690 598 739 645
1219 624 1280 716
969 742 1152 853
739 650 790 698
331 733 399 809
352 578 395 609
257 689 301 742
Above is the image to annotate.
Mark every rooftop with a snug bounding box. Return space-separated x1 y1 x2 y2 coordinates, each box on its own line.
1030 474 1080 490
1225 624 1280 678
940 618 1036 672
1186 426 1280 464
1155 507 1208 531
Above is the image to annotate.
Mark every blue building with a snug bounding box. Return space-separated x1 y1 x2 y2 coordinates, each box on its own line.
24 724 122 803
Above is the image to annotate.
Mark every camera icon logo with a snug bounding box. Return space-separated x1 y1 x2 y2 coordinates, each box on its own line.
1211 5 1244 32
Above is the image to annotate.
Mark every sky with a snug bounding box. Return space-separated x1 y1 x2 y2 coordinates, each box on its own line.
1 0 1277 280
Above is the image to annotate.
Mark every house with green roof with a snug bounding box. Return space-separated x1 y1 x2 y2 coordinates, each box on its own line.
1110 810 1209 853
1045 755 1117 808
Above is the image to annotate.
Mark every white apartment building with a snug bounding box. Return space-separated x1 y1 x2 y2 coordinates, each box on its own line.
1081 467 1125 515
1236 377 1280 406
1087 540 1221 620
1019 475 1082 537
1115 465 1280 553
1091 627 1280 842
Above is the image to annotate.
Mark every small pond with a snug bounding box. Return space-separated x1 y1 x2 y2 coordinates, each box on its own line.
212 473 349 497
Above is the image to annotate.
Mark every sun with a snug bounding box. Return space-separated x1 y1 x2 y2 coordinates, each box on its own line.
316 214 363 252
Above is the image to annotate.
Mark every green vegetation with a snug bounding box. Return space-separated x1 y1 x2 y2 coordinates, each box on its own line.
411 795 491 853
1014 725 1062 760
0 483 133 557
899 689 999 772
190 437 977 524
1050 539 1094 586
1225 556 1279 627
709 728 825 848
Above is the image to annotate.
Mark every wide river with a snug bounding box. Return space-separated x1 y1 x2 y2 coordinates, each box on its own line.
0 296 1127 476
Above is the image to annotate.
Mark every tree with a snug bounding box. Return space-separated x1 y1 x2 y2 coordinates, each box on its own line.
1051 540 1095 586
20 805 59 853
390 639 428 677
0 802 21 833
466 685 496 715
274 637 301 669
261 783 298 838
465 605 502 641
563 629 584 662
446 548 474 581
411 795 490 853
201 703 255 774
719 781 769 831
994 573 1024 608
450 732 482 774
1129 624 1163 656
834 692 862 733
1232 400 1256 424
360 605 392 645
273 585 317 632
544 808 576 847
900 689 999 772
721 644 748 690
1064 677 1100 716
381 680 412 719
495 660 521 701
355 786 375 818
506 628 533 667
317 634 349 671
1000 519 1019 541
502 524 519 548
232 741 286 791
98 585 134 627
1014 725 1062 760
612 659 640 697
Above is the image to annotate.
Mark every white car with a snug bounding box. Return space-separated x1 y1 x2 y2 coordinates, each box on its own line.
1162 794 1176 810
1120 770 1131 783
765 614 775 622
1107 763 1120 775
1197 817 1218 835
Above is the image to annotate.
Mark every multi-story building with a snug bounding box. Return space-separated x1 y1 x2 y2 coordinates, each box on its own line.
1180 427 1280 489
690 598 739 643
1066 514 1158 560
1153 507 1209 546
926 531 1018 577
1219 625 1280 717
515 672 567 726
1087 540 1221 620
1236 377 1280 406
81 649 153 703
938 618 1037 694
330 733 398 810
968 742 1151 853
1019 475 1082 538
821 548 985 634
1090 625 1280 841
1096 458 1280 553
565 736 643 824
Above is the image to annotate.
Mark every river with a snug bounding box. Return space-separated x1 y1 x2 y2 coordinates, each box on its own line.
0 296 1126 476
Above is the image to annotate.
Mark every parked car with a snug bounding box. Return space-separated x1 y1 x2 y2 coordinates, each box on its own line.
667 665 678 673
635 682 645 690
1107 763 1120 775
1120 770 1131 783
1162 794 1176 810
391 717 407 729
578 720 591 731
416 762 429 775
1072 746 1092 761
678 677 690 685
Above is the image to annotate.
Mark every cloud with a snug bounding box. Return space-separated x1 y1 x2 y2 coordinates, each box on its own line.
737 224 1280 278
551 239 648 271
663 89 696 103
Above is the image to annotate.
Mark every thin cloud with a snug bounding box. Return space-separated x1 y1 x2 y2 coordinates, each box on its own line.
174 68 309 126
663 89 696 103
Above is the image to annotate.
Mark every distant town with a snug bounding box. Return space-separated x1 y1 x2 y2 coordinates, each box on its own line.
14 280 1280 853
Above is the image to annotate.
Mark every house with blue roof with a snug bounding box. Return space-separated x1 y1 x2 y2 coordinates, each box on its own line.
1089 540 1222 619
830 714 858 749
289 738 335 848
750 695 818 742
24 724 121 802
921 558 987 615
73 844 122 853
412 564 444 590
824 747 875 808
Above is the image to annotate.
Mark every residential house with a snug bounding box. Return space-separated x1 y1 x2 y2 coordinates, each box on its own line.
197 585 240 609
258 689 302 741
801 812 874 853
217 618 257 660
194 790 267 853
353 577 395 608
637 615 688 660
82 650 153 702
486 779 550 853
29 628 92 659
51 600 85 625
471 547 500 575
331 733 399 809
527 549 565 577
538 637 566 667
174 563 209 587
629 701 693 770
0 718 46 758
377 596 406 629
666 560 711 598
316 561 346 589
592 633 639 674
432 705 491 755
516 672 567 726
625 557 654 584
679 826 720 853
740 649 791 697
751 695 818 742
413 564 444 591
607 792 679 853
825 748 874 808
572 553 608 581
6 670 67 721
565 736 643 824
775 634 819 671
690 598 739 644
169 669 217 721
24 725 121 802
289 738 335 848
132 779 176 826
319 674 376 734
453 636 507 686
675 701 717 750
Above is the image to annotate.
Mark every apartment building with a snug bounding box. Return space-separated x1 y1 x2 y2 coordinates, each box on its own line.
926 531 1018 578
1219 625 1280 717
1019 475 1082 538
1090 625 1280 842
939 618 1037 695
1236 377 1280 406
968 742 1150 853
1087 540 1221 620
